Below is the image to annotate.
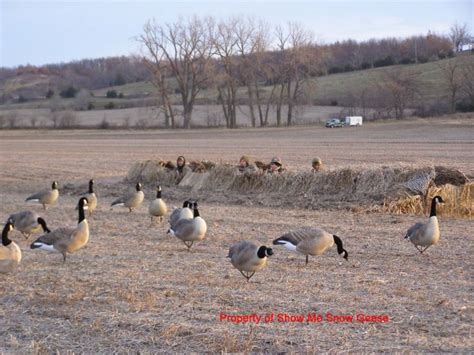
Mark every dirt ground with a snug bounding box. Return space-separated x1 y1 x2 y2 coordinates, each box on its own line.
0 117 473 352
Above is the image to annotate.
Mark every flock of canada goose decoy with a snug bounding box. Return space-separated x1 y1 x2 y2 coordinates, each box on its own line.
1 179 445 281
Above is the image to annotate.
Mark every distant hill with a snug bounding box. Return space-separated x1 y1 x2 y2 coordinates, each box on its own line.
1 53 472 116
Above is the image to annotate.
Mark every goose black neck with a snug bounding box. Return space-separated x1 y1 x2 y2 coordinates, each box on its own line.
37 218 51 233
193 206 200 218
430 198 438 217
89 181 94 193
333 235 348 260
1 224 12 246
156 190 162 198
78 203 86 223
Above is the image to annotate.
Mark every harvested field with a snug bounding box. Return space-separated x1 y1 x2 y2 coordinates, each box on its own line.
0 116 473 352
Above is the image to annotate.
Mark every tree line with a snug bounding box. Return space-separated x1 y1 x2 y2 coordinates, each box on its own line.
138 16 472 128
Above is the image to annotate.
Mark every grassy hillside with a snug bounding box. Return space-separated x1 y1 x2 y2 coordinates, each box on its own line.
308 55 473 106
1 54 472 113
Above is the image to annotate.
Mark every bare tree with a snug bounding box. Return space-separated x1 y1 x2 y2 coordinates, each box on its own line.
449 23 472 52
136 32 177 128
439 59 462 113
139 17 215 129
75 89 91 111
377 69 419 119
460 58 474 107
273 23 316 126
213 17 240 128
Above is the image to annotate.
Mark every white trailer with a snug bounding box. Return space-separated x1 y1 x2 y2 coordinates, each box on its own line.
345 116 363 126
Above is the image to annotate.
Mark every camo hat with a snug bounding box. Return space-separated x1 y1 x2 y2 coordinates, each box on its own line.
270 157 282 166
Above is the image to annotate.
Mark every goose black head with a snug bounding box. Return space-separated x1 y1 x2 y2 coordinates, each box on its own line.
136 182 142 191
257 246 273 258
52 181 59 189
434 196 445 204
78 197 89 210
182 200 190 208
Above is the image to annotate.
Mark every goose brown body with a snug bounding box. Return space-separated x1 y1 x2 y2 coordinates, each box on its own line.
111 182 144 212
228 241 273 281
31 197 89 262
273 227 348 264
25 181 59 209
8 211 50 238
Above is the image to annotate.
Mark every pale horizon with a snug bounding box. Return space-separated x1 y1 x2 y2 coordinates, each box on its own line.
1 0 472 68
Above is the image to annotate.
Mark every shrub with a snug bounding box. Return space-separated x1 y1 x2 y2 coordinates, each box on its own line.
330 100 338 106
106 90 118 98
374 56 395 68
46 89 54 98
87 102 95 110
118 92 124 99
60 86 78 98
400 58 414 65
18 95 27 103
105 102 115 109
360 62 371 70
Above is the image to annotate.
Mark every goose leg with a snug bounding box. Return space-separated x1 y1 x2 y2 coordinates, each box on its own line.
420 245 431 254
62 253 67 263
414 245 423 253
239 270 255 282
183 241 194 249
306 255 309 265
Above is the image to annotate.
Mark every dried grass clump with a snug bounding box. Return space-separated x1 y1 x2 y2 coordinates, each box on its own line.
125 160 176 185
126 160 217 185
385 182 473 218
125 160 471 217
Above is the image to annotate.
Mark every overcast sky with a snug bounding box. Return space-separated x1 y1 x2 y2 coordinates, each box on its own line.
1 0 472 68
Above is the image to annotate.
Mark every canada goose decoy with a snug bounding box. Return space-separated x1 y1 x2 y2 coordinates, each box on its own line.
0 221 21 273
168 200 193 229
149 186 168 225
405 195 445 254
31 197 89 262
7 211 51 239
273 227 348 265
228 241 273 282
80 179 98 216
25 181 59 209
167 202 207 249
111 182 144 212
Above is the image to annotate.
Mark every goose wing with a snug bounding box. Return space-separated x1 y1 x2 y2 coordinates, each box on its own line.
169 208 182 227
405 222 426 240
229 241 255 264
25 189 48 201
111 191 134 206
171 218 195 239
31 227 75 246
9 211 37 230
273 228 326 246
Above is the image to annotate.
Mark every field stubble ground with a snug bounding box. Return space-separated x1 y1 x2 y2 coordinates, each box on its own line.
0 117 472 352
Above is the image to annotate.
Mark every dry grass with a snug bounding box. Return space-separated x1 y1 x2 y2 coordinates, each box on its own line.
128 161 472 218
0 116 473 352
